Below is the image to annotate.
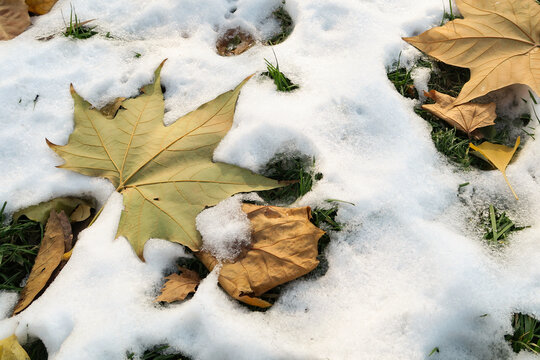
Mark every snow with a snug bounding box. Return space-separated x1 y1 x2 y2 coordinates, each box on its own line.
196 195 253 261
0 0 539 359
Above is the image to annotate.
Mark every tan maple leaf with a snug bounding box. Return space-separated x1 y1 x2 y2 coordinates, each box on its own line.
197 204 325 308
423 90 496 137
404 0 540 105
155 267 200 303
0 0 31 41
13 210 73 314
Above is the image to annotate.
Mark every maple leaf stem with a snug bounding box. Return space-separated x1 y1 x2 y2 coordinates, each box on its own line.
88 205 105 227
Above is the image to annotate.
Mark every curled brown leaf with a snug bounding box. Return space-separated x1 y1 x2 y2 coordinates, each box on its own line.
216 28 255 56
422 90 496 138
13 210 72 314
155 267 200 303
198 204 325 308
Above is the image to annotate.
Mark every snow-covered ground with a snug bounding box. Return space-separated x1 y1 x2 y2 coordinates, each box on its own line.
1 0 540 359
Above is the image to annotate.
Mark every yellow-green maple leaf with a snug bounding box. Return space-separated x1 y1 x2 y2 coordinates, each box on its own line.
48 61 282 259
0 335 30 360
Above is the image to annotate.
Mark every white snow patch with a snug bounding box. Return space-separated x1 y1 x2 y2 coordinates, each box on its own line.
411 66 431 100
0 293 17 320
197 195 253 261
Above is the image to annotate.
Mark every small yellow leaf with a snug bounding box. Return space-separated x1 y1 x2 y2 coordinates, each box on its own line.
25 0 58 15
0 335 30 360
155 267 200 303
469 137 520 199
423 90 496 137
0 0 31 41
198 204 325 308
13 210 72 314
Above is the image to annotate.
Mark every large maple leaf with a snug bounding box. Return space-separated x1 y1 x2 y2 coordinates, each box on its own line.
48 61 282 259
404 0 540 105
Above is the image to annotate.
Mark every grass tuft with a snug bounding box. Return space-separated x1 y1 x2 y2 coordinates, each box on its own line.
440 0 460 25
307 206 341 278
258 154 320 205
506 313 540 354
430 126 474 168
0 202 43 291
482 205 527 245
63 6 98 40
265 1 294 45
263 51 299 92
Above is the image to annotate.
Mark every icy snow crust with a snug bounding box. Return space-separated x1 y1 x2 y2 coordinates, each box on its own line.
1 0 540 359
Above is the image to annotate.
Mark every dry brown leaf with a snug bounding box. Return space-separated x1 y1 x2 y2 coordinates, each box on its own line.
13 210 72 314
155 267 200 303
99 97 125 119
0 0 31 41
25 0 57 15
423 90 496 137
197 204 325 308
403 0 540 105
470 136 520 200
0 335 30 360
216 28 255 56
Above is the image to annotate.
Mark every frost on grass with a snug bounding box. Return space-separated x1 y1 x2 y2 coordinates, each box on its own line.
196 195 255 261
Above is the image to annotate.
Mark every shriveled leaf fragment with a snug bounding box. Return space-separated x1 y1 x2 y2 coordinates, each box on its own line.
404 0 540 105
13 210 72 314
0 0 31 41
69 203 92 222
0 335 30 360
13 197 94 224
198 204 325 308
99 97 125 119
155 267 200 303
216 28 255 56
25 0 58 15
47 61 283 259
423 90 496 137
470 137 520 199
